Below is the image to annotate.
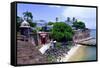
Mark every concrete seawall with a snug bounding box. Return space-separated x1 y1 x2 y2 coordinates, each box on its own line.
74 37 96 46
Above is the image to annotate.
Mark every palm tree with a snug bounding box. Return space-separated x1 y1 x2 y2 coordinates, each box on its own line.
23 11 37 27
72 17 76 22
56 17 58 22
67 17 70 22
23 11 33 21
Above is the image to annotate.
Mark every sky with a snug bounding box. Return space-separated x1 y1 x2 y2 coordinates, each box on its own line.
17 3 96 29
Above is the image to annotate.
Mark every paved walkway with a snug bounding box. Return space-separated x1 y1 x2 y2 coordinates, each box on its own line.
75 37 96 45
39 43 51 54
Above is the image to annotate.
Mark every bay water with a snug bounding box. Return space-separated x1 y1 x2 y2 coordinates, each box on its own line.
79 29 96 61
68 29 97 61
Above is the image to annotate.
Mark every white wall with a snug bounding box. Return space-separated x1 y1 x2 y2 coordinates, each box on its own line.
0 0 99 68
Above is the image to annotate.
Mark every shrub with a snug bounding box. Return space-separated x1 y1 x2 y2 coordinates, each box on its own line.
51 22 74 42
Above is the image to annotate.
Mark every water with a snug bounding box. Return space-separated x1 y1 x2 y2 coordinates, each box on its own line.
81 46 96 61
90 29 96 38
81 29 97 61
69 29 97 61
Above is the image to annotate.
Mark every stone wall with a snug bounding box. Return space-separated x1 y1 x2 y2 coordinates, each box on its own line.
17 40 48 64
73 29 90 41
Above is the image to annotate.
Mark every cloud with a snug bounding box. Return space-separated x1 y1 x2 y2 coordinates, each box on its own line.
62 7 96 18
62 7 96 29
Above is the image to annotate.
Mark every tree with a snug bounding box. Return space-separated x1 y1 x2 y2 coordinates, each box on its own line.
72 21 86 30
48 22 54 25
51 22 74 42
67 17 70 22
23 11 36 27
17 16 23 23
36 27 42 31
56 17 58 22
42 23 48 31
17 16 23 31
23 11 33 21
72 17 76 22
27 19 37 27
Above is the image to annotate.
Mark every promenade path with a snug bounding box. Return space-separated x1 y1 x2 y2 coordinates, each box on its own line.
74 37 96 46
